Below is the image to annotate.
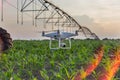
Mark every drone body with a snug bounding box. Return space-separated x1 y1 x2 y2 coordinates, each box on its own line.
42 30 78 49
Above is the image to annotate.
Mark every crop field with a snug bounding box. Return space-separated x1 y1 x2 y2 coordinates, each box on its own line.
0 40 120 80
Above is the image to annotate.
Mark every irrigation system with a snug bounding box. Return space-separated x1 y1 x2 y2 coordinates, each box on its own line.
0 0 99 40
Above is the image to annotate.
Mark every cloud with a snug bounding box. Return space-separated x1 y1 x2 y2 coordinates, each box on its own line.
74 15 104 37
73 14 120 39
74 15 94 26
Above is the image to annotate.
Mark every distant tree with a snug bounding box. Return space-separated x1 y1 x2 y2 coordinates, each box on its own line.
103 38 109 40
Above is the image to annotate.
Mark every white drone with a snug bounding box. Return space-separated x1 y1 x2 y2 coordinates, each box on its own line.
42 30 78 49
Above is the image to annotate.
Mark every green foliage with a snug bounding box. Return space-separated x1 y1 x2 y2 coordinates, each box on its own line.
0 40 120 80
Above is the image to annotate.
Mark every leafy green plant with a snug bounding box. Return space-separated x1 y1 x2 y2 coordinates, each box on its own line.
0 40 120 79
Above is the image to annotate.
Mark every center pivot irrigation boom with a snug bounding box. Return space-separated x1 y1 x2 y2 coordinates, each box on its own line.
0 0 99 49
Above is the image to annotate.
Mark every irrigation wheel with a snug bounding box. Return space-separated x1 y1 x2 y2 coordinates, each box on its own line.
0 27 12 53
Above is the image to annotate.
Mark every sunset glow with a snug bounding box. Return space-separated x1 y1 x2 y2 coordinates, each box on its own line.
74 46 104 80
98 48 120 80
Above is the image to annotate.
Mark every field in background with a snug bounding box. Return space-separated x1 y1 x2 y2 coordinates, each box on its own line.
0 40 120 80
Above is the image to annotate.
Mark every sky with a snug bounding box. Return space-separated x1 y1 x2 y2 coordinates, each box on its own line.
0 0 120 40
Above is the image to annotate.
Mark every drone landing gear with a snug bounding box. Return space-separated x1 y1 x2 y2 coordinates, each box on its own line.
49 38 71 50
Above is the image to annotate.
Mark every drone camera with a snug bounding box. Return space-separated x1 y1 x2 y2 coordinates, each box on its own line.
60 43 66 47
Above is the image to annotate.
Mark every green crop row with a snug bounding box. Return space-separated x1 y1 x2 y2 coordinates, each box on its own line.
0 40 120 80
